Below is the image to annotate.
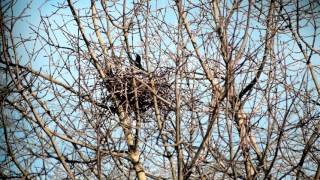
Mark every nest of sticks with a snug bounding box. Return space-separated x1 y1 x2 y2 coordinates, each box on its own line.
102 68 172 114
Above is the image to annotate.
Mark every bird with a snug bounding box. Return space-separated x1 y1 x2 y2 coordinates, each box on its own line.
134 54 144 70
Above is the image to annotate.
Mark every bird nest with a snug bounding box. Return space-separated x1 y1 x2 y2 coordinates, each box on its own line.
102 68 172 114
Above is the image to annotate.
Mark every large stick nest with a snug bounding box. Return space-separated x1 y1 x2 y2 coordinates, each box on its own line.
102 67 173 113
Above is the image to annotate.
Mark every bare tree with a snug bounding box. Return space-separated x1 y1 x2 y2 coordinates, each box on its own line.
1 0 319 179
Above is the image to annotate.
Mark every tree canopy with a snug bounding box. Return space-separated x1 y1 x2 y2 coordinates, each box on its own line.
1 0 320 179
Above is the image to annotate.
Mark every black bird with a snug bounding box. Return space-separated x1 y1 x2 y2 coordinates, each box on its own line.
134 54 144 70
